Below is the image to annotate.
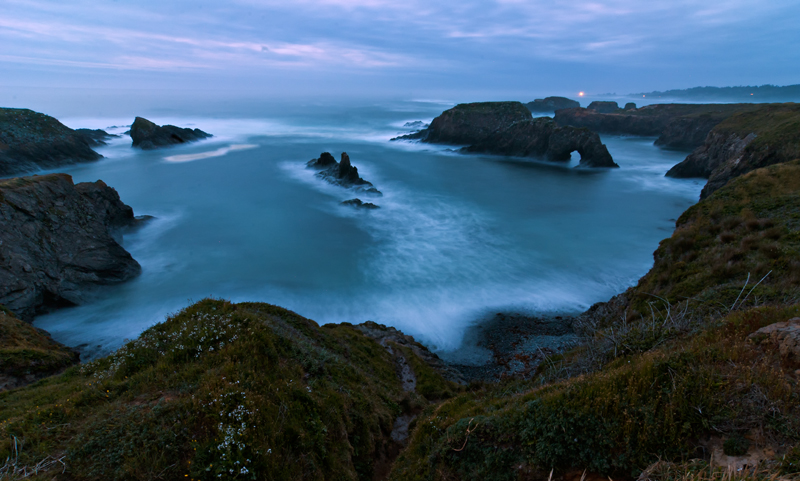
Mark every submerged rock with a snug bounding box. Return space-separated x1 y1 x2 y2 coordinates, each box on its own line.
342 198 380 209
526 96 581 113
129 116 211 150
403 120 429 129
307 152 382 195
0 108 103 177
0 174 142 321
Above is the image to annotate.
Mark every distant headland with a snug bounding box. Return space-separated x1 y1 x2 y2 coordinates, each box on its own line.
632 83 800 101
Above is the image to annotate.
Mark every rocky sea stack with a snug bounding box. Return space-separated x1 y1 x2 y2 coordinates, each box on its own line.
397 102 617 168
465 117 618 168
307 152 382 195
0 108 105 177
129 116 211 150
0 174 142 321
525 96 580 113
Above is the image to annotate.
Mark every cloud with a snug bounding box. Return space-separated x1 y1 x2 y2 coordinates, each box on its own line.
1 0 799 92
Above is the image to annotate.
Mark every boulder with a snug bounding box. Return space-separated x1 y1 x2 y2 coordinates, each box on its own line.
307 152 382 195
342 198 380 209
748 318 800 367
129 117 211 150
526 97 581 113
0 108 103 177
465 117 618 168
0 174 142 321
587 101 620 113
624 103 637 110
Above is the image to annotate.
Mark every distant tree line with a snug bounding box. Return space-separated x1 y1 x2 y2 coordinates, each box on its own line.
634 84 800 101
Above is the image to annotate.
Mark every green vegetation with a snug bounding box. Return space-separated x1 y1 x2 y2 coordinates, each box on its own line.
0 300 454 480
631 159 800 315
0 308 77 381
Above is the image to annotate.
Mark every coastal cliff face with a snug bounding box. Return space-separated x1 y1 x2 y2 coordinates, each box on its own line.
0 108 103 177
129 116 211 150
465 117 618 168
0 174 141 321
555 103 764 151
666 103 800 198
423 102 532 145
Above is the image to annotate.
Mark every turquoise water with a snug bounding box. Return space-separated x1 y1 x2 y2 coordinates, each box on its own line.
32 100 703 359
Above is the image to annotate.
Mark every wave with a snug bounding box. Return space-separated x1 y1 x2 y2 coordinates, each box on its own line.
163 144 259 163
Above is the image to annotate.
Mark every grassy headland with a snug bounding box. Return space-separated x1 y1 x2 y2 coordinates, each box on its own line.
389 160 800 480
0 300 459 480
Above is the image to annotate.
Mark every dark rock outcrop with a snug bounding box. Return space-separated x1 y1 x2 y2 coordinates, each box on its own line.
0 108 103 177
129 117 211 150
526 97 581 113
342 198 379 209
666 132 757 179
666 103 800 198
624 102 637 111
555 103 765 151
307 152 382 195
587 101 620 113
465 117 619 168
403 102 532 145
0 174 142 321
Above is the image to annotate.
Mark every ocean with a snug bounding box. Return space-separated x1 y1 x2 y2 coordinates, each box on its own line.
29 98 703 360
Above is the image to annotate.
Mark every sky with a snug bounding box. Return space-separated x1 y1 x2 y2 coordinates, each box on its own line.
2 0 800 101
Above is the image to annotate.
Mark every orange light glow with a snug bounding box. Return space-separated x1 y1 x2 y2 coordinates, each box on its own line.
578 91 585 97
